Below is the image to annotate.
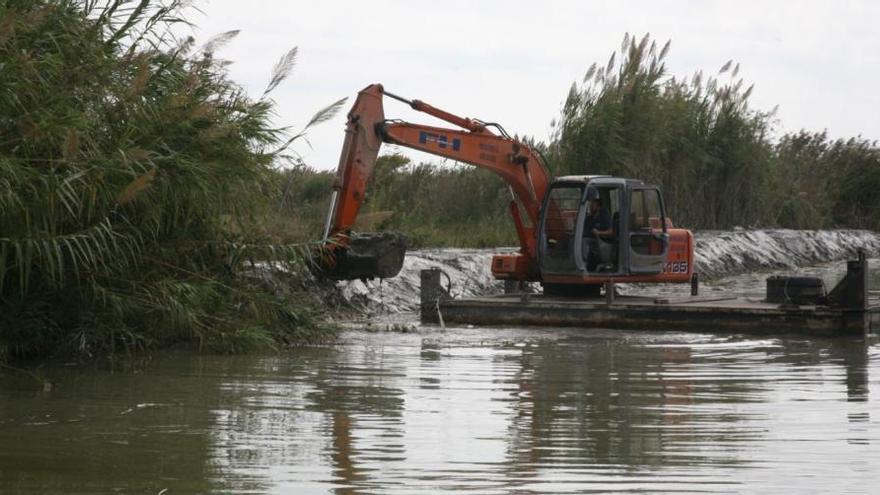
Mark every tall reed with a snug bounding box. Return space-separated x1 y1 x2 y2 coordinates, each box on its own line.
0 0 342 359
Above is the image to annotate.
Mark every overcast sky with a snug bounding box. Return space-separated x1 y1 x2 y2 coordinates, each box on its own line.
181 0 880 171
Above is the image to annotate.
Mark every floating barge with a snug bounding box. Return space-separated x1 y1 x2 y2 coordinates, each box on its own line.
420 255 879 336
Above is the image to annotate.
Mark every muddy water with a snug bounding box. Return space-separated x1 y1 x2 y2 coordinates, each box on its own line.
1 265 879 494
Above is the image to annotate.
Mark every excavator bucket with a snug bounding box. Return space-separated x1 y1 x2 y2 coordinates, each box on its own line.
316 231 408 280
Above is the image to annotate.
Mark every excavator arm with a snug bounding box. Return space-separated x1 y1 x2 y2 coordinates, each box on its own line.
319 83 550 281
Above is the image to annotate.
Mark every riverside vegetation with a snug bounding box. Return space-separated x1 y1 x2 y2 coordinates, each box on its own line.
0 0 347 359
2 6 878 361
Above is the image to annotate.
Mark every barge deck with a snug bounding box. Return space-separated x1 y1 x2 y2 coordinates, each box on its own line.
428 293 879 336
419 254 878 336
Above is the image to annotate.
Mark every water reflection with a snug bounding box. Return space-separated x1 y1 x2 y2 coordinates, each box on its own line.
498 333 755 492
193 330 878 493
0 330 878 492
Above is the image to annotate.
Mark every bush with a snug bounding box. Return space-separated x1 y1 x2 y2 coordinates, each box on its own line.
0 0 337 359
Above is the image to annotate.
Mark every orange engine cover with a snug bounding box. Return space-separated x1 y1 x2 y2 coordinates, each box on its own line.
491 253 536 281
656 228 695 282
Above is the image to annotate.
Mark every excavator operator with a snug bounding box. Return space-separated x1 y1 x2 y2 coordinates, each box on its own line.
585 198 612 238
583 189 613 271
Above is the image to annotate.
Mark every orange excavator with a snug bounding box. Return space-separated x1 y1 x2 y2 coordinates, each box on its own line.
319 84 694 294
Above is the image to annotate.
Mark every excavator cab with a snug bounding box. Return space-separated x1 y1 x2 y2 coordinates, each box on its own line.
538 176 670 279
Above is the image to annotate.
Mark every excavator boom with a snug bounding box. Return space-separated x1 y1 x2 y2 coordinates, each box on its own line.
322 84 385 240
319 84 551 281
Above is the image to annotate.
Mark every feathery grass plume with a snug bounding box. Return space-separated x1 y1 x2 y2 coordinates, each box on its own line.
583 62 597 83
62 129 80 160
263 46 297 98
116 169 157 205
274 97 348 155
605 51 615 76
199 29 239 57
659 39 671 59
305 97 348 129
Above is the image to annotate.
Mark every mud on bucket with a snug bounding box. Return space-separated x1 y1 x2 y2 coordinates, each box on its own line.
319 231 408 281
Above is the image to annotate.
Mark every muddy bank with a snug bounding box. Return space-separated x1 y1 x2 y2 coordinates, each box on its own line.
694 229 880 278
324 229 880 314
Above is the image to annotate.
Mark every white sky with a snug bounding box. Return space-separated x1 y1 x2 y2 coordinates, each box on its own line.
182 0 880 171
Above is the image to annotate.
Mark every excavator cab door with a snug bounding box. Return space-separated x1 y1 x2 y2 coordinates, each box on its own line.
537 182 587 275
625 187 669 275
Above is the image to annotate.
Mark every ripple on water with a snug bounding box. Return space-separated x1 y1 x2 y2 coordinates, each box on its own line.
1 323 879 493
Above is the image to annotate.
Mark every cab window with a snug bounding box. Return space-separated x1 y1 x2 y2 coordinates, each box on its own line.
544 185 582 240
630 189 663 230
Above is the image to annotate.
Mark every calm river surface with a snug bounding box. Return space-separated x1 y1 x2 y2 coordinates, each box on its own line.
1 263 879 494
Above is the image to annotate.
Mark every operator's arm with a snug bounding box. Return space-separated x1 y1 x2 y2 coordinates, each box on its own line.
592 209 613 238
